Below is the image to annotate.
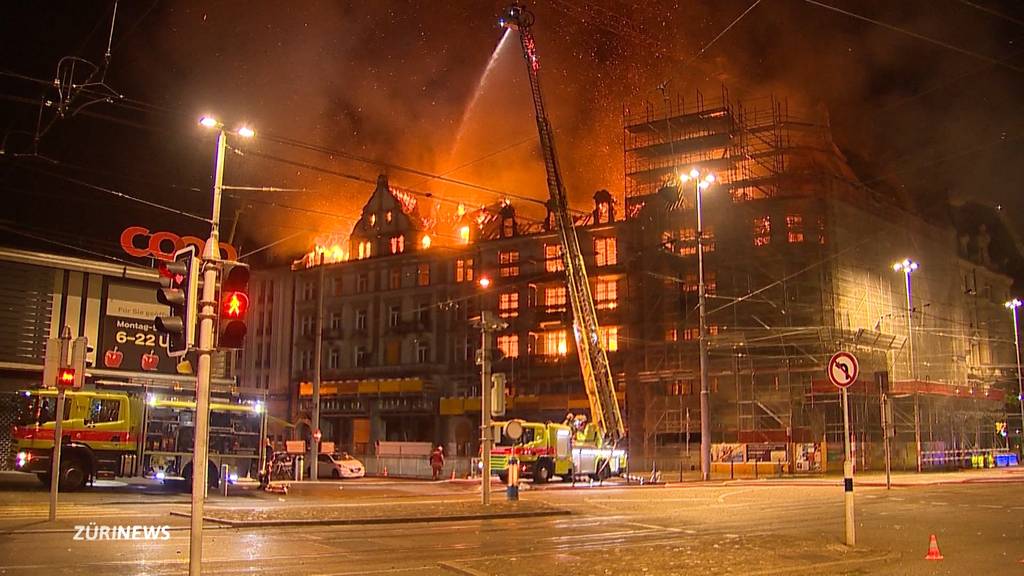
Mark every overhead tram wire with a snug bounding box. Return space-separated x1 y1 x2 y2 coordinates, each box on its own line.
804 0 1024 74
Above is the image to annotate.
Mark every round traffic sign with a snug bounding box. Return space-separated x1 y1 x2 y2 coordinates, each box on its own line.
827 351 859 389
504 419 524 441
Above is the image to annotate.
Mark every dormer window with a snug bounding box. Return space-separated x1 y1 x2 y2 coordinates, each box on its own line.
385 210 393 223
390 235 405 254
368 214 377 227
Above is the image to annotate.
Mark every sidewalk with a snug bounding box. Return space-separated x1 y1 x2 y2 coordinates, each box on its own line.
173 497 569 527
662 465 1024 487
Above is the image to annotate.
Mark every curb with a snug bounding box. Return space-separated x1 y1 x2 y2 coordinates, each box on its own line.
168 507 571 528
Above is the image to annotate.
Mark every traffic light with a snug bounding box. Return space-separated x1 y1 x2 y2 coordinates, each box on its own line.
155 246 199 357
218 260 250 349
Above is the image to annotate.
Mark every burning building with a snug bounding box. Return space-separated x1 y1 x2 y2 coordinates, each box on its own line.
244 91 1021 471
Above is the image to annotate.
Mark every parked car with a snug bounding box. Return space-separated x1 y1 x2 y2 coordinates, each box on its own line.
308 453 365 479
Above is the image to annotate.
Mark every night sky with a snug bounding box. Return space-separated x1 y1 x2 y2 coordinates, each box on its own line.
2 1 1023 266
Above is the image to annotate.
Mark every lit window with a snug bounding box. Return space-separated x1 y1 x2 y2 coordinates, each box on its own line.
498 334 520 358
818 216 827 245
683 327 699 341
677 228 696 256
683 273 698 293
385 210 393 223
368 214 376 227
595 278 617 310
595 236 617 266
390 235 405 254
459 225 471 244
544 244 564 272
499 250 520 277
665 328 678 342
417 263 430 286
753 216 771 247
786 214 804 243
456 258 474 283
704 226 716 253
544 286 567 312
540 331 568 356
499 291 519 318
682 272 714 294
421 235 431 249
599 326 618 352
357 240 372 259
706 271 716 296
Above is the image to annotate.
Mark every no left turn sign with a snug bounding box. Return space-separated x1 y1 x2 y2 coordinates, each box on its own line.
828 351 859 389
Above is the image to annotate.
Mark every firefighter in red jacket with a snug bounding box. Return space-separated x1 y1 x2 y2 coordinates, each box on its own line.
429 446 445 480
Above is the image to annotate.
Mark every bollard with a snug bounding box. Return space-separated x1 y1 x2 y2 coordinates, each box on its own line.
295 456 304 481
222 464 230 496
506 456 519 501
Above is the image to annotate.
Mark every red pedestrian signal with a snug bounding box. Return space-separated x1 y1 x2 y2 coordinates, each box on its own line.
57 367 76 388
217 261 250 350
222 291 249 318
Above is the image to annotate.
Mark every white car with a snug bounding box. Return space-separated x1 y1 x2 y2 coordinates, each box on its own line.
311 453 365 479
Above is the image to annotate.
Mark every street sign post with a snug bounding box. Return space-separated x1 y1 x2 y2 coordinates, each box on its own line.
46 328 88 522
828 351 858 547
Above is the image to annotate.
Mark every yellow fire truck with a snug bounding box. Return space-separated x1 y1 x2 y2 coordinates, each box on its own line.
490 420 626 483
13 388 266 490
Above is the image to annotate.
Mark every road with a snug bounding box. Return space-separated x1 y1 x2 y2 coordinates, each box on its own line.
0 470 1022 575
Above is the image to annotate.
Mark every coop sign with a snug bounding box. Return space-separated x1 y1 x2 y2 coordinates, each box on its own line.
119 226 237 261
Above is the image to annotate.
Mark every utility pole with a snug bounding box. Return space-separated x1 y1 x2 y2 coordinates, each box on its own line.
310 256 325 480
694 173 713 481
190 125 225 576
478 311 507 506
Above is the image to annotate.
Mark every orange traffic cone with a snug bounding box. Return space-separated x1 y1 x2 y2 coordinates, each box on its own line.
924 534 944 560
450 469 456 481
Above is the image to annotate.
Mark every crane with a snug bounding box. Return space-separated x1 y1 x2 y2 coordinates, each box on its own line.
500 3 626 445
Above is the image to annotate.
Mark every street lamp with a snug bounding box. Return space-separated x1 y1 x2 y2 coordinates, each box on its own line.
680 167 715 481
892 258 921 472
1005 298 1024 457
189 115 255 576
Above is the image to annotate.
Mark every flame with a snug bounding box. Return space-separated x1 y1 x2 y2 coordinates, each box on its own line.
294 231 352 269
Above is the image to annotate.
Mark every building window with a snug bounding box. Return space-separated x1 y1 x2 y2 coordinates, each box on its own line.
357 240 372 259
388 305 401 328
456 258 474 283
417 263 430 286
683 327 699 341
355 309 367 331
416 342 430 363
329 312 342 332
301 281 315 301
599 326 618 352
499 291 519 318
539 331 568 356
595 236 617 266
355 346 370 367
595 278 617 310
544 244 564 272
333 277 343 296
385 210 393 223
498 334 520 358
300 315 314 337
704 226 716 253
328 348 340 369
753 216 771 247
706 271 717 295
682 272 714 294
499 250 520 277
356 274 369 293
817 216 827 245
544 286 567 312
414 305 430 325
665 328 678 342
388 268 401 290
390 235 405 254
299 349 313 371
683 273 698 293
676 228 696 256
368 213 376 227
459 225 471 244
786 214 804 243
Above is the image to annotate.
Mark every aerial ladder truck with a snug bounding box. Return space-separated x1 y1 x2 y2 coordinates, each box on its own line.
488 3 627 483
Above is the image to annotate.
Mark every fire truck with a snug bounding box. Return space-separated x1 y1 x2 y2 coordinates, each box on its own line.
13 388 266 490
490 420 627 483
488 2 629 483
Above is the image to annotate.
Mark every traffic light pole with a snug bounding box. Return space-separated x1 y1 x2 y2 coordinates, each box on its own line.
190 128 226 576
480 312 494 507
310 258 325 481
48 326 72 522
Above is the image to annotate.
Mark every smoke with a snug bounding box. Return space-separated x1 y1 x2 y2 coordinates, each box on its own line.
66 1 1024 259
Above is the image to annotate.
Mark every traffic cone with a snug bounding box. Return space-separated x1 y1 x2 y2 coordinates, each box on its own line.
924 534 944 560
450 469 456 481
382 466 388 477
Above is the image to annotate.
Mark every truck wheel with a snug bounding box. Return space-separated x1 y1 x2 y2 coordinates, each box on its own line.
534 461 552 484
59 456 89 491
183 460 220 492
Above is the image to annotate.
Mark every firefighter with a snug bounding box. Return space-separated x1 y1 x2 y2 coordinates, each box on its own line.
429 445 445 480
